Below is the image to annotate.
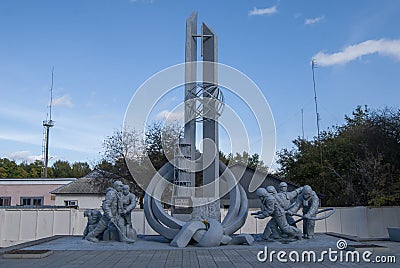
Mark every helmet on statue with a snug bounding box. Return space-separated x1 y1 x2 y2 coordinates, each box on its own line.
256 188 268 197
266 186 277 194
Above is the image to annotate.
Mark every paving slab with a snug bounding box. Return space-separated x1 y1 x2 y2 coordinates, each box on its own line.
0 234 397 267
20 234 363 251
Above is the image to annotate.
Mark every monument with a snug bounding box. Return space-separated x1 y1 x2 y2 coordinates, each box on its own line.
82 13 335 247
143 12 253 247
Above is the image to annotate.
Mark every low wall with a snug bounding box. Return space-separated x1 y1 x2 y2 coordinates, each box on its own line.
1 206 399 247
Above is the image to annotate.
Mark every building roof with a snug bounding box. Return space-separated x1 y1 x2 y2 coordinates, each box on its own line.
225 162 300 199
51 169 122 195
0 178 76 185
225 162 324 202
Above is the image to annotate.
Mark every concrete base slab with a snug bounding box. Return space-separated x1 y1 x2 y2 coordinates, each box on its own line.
3 250 53 259
388 227 400 242
228 234 254 245
1 234 398 267
327 232 390 242
19 233 366 251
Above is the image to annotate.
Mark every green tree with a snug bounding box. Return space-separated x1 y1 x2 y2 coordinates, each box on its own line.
145 121 181 171
219 151 269 172
52 160 72 178
99 122 183 207
20 160 44 178
0 158 87 178
96 159 114 172
100 127 146 206
0 158 28 178
277 106 400 206
71 162 91 178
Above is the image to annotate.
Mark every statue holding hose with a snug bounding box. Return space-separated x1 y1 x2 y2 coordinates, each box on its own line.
254 183 335 241
287 185 319 239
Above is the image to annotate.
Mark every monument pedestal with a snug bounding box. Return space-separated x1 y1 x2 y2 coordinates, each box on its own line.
172 197 220 222
191 198 221 221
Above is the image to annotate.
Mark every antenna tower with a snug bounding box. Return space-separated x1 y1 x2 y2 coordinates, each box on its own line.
312 59 326 200
42 69 55 178
301 108 305 139
311 59 320 139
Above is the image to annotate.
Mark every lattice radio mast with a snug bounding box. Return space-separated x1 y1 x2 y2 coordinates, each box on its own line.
42 69 55 178
311 59 320 139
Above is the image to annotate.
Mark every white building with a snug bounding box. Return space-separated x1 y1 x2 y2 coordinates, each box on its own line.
51 169 122 210
0 178 76 206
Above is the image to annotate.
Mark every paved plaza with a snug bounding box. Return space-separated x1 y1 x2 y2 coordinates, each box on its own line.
0 234 398 267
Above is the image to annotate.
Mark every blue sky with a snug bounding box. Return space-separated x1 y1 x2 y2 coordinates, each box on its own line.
1 0 399 170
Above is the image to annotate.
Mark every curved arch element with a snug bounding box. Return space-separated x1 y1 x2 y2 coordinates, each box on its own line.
219 161 240 228
152 198 185 229
222 184 248 235
144 193 179 240
144 163 181 240
143 158 249 244
197 218 224 247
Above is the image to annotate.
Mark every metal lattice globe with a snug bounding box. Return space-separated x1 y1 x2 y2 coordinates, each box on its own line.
187 83 225 122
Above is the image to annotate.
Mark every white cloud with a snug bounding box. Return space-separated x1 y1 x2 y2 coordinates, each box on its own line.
313 39 400 66
249 6 277 16
305 15 325 25
5 151 42 163
52 95 73 108
155 110 184 121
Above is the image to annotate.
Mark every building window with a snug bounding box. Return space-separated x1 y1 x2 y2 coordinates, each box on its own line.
0 197 11 206
20 197 44 206
64 200 78 207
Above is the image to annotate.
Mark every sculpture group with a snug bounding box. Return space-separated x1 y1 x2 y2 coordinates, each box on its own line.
84 181 137 243
253 183 331 240
83 179 334 245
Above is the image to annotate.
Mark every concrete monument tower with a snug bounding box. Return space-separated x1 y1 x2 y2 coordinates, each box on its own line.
172 12 221 221
143 12 251 247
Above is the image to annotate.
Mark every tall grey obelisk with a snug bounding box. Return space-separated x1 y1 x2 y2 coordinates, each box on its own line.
173 12 221 221
144 13 251 247
199 22 220 220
